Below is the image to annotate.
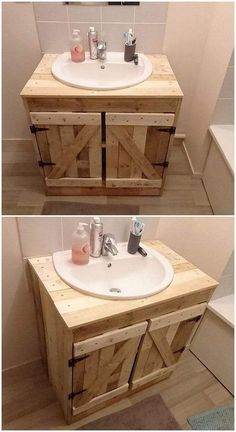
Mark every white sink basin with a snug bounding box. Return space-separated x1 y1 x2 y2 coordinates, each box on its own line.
53 243 174 300
51 52 152 90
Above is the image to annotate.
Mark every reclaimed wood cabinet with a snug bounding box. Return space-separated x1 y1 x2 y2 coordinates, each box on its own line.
28 240 217 424
21 54 183 196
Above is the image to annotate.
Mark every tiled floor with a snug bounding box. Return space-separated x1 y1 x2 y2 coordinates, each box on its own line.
2 350 232 430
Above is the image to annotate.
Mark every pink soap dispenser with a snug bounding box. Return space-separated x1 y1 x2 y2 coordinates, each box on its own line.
70 29 85 63
71 223 90 265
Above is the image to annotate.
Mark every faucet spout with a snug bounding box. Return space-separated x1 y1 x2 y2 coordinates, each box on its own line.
97 41 107 61
102 233 118 256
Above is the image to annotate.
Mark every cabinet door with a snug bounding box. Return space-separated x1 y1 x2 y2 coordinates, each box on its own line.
106 113 175 189
30 112 102 187
71 322 147 416
131 304 206 390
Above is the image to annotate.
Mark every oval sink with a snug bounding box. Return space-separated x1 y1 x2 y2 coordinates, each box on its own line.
51 52 153 90
53 243 174 300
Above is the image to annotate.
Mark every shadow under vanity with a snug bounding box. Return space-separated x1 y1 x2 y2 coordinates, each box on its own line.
21 54 183 197
28 240 217 424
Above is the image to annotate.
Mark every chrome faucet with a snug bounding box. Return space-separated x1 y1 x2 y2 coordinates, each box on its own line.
97 41 107 61
102 233 118 256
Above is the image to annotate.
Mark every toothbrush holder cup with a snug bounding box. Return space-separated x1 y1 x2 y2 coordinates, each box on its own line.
124 43 136 62
127 231 142 254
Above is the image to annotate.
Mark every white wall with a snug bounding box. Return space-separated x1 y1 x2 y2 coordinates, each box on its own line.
184 2 234 173
211 252 234 300
212 52 234 125
163 2 214 134
2 2 41 140
2 218 40 370
156 217 234 280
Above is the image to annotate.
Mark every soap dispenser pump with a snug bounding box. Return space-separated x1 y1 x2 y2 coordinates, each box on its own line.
72 223 90 265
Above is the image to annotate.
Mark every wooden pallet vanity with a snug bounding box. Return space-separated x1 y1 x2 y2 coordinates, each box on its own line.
28 240 217 424
21 54 183 196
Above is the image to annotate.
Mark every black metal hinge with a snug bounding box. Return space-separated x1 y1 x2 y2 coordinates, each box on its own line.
68 389 87 400
38 160 55 168
157 126 176 134
30 125 49 134
68 354 89 368
153 161 169 168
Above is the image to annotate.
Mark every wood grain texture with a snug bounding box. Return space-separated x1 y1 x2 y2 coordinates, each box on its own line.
28 240 218 332
21 54 183 99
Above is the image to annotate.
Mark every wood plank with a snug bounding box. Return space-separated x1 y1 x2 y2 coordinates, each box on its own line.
150 328 176 367
131 365 175 390
46 125 63 166
132 333 153 381
106 113 175 126
149 304 207 331
35 129 52 177
88 129 101 178
118 126 133 178
46 177 102 187
97 345 115 395
30 112 101 125
74 339 134 407
46 185 161 196
59 126 78 177
74 322 147 357
47 125 100 179
106 127 119 178
26 97 181 114
171 319 197 353
131 126 147 178
106 178 162 188
118 337 140 387
72 384 129 415
109 126 161 180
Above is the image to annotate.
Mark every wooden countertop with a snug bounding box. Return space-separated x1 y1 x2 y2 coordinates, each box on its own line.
28 240 217 331
21 54 183 99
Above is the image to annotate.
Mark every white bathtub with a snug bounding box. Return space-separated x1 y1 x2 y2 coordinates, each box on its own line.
191 293 234 394
203 125 234 214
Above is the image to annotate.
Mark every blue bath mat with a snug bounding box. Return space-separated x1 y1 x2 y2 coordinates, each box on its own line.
187 405 234 430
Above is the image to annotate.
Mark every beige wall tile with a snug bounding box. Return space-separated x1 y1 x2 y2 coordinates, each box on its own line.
219 65 234 99
101 5 134 23
212 98 234 124
68 5 101 22
36 22 69 53
102 23 133 51
33 2 67 22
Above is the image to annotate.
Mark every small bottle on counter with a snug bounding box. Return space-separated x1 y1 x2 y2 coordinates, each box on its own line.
88 26 98 59
70 29 85 63
90 217 103 257
71 223 90 265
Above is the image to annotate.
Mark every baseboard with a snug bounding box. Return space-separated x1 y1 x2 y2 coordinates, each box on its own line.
181 140 203 179
2 357 42 375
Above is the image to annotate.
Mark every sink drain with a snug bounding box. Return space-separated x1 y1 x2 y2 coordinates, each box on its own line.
109 288 121 294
